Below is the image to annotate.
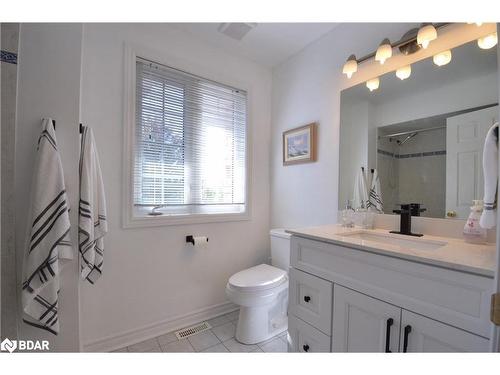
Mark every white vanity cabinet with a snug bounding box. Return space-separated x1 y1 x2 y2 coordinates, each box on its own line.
399 310 489 352
332 285 401 352
332 285 489 352
287 235 493 353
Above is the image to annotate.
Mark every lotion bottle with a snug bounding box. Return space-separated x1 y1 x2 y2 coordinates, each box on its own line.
463 200 487 244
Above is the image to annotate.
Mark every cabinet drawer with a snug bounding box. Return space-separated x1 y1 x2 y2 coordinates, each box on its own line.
288 315 331 352
289 268 333 334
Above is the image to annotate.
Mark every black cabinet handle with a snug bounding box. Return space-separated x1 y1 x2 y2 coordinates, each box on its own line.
385 318 394 353
403 325 412 353
303 296 311 303
303 344 310 352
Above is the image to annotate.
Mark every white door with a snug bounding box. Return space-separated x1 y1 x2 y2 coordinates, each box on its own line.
400 310 489 352
332 285 401 352
446 106 498 219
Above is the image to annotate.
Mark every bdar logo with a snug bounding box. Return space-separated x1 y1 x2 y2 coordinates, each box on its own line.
1 338 17 353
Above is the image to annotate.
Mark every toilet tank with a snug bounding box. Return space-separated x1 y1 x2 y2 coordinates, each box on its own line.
270 228 292 271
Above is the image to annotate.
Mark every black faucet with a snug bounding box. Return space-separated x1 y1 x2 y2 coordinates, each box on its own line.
390 203 426 237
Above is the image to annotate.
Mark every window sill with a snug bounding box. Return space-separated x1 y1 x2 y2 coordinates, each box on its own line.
122 210 251 228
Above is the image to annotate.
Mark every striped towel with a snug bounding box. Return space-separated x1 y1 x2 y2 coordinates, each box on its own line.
79 126 107 284
22 118 73 335
367 169 383 213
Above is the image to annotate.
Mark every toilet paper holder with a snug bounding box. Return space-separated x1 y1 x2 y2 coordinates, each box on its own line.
186 235 209 245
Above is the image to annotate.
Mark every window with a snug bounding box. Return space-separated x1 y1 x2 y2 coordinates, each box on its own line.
133 57 248 220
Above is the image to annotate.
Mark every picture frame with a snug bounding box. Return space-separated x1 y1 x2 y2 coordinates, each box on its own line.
282 122 317 166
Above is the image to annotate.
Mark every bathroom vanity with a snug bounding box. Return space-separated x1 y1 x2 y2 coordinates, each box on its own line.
286 225 496 352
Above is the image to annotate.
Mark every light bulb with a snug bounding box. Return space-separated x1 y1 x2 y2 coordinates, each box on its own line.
342 54 358 78
375 38 392 65
417 24 437 49
366 77 380 92
478 33 498 49
396 65 412 80
433 50 452 66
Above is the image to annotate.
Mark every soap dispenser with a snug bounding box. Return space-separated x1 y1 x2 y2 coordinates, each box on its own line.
463 200 487 244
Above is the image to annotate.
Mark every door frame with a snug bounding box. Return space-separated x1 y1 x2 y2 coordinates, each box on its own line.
491 22 500 352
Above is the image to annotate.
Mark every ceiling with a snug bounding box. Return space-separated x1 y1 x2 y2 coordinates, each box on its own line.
173 23 340 68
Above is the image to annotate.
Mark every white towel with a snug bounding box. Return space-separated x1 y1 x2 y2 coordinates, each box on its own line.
22 118 73 335
368 169 383 213
79 126 108 284
480 122 498 229
352 167 369 209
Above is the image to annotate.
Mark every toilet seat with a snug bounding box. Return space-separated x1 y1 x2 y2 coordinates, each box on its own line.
228 264 287 292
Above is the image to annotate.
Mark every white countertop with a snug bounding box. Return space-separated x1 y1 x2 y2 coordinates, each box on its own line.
286 224 496 278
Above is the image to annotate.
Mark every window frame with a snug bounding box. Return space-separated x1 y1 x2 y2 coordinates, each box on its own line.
123 44 252 228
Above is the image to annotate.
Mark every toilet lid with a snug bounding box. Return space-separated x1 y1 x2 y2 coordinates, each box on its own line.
228 264 287 292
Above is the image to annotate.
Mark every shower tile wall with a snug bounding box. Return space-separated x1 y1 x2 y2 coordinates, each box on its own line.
377 128 446 218
398 128 446 218
1 23 19 340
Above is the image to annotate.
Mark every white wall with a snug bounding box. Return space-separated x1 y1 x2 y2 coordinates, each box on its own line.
15 23 82 351
271 23 417 228
80 24 272 349
1 22 20 340
373 71 498 127
338 99 371 208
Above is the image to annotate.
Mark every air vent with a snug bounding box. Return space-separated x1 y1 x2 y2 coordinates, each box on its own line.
175 321 212 339
217 23 257 41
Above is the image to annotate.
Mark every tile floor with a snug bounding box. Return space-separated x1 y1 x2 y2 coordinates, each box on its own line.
113 310 288 353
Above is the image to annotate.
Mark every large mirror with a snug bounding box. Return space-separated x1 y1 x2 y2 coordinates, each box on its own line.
339 39 498 220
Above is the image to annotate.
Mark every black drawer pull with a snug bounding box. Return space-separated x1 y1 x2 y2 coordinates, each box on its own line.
303 296 311 303
303 344 310 352
385 318 394 353
403 325 412 353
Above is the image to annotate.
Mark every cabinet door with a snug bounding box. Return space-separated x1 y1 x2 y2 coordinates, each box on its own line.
400 310 489 352
332 285 401 352
288 315 331 352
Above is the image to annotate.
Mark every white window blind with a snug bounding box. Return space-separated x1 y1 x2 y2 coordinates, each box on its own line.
134 57 247 216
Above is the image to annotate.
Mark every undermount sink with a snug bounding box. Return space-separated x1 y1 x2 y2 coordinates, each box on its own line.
338 231 447 251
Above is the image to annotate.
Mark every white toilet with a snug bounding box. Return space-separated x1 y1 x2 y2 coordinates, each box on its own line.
225 229 291 344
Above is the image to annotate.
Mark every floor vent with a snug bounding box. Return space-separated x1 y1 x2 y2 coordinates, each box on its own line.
175 321 212 340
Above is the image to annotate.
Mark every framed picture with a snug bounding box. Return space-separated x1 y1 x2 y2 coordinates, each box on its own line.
282 122 317 165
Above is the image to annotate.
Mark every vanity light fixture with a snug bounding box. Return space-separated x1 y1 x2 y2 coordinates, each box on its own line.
468 22 483 26
366 77 380 92
341 24 449 79
417 23 437 49
375 38 392 64
396 65 412 80
342 54 358 78
477 32 498 49
433 50 452 66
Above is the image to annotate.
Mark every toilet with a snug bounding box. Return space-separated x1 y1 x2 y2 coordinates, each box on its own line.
225 229 291 344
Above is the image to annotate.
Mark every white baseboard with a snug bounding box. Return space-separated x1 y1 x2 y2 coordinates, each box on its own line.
82 301 238 352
